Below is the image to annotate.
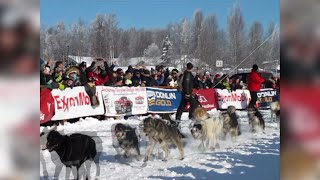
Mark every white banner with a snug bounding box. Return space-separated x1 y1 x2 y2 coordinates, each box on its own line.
216 89 251 109
51 86 104 120
101 87 148 116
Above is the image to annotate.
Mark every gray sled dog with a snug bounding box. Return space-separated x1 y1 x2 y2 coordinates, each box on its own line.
142 117 185 162
221 105 241 139
190 107 223 150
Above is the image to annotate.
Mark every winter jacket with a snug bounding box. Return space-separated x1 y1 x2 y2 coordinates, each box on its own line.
194 75 204 89
87 71 109 86
156 74 165 86
131 76 141 87
79 70 88 85
248 70 265 92
141 76 157 87
182 70 194 95
204 78 213 88
222 81 231 90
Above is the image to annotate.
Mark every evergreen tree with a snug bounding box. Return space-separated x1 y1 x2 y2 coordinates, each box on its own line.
160 36 173 65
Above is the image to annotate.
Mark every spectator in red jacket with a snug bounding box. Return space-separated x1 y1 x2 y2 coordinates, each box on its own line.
88 67 109 86
248 64 267 108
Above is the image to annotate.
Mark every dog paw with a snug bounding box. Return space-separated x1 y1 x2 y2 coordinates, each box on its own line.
180 157 184 161
136 155 142 161
215 143 220 149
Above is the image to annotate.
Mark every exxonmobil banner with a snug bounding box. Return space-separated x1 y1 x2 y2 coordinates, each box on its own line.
147 87 182 113
186 88 219 111
40 88 55 124
51 86 104 120
216 89 251 109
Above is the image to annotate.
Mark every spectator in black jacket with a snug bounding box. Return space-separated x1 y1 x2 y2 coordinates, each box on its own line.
141 69 157 87
40 65 55 88
194 73 204 89
203 71 213 88
79 62 88 85
132 69 142 87
176 62 199 122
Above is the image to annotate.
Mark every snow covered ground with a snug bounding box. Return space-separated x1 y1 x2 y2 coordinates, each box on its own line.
40 110 280 180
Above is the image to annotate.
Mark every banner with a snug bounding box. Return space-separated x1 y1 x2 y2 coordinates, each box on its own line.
185 89 219 111
256 88 279 108
146 87 182 113
216 89 251 109
40 88 55 124
194 89 219 110
51 86 104 120
101 87 148 116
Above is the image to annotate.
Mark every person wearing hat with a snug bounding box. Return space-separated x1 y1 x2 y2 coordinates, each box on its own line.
79 61 88 85
247 64 267 108
141 69 157 87
176 62 199 123
165 69 179 87
132 69 142 87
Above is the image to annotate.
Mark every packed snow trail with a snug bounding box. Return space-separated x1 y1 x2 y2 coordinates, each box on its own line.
40 110 279 180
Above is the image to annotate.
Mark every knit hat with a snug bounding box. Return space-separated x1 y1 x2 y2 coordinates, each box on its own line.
171 69 179 74
79 62 87 68
252 64 258 70
186 63 194 70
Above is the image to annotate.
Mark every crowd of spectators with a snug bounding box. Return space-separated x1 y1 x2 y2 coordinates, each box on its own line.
40 58 280 91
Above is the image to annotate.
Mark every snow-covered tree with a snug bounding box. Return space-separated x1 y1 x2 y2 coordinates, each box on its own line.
191 9 204 59
144 43 161 57
248 21 264 66
181 18 192 57
199 14 219 67
228 2 246 71
160 36 173 65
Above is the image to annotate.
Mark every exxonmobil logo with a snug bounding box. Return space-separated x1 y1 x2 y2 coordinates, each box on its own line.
54 92 97 112
217 92 249 102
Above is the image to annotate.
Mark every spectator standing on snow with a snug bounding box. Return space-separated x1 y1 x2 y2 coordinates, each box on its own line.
132 69 142 87
78 62 88 85
164 69 180 87
231 77 243 91
248 64 268 108
203 71 213 88
141 69 157 87
155 65 165 86
194 68 204 89
123 71 133 87
176 62 198 122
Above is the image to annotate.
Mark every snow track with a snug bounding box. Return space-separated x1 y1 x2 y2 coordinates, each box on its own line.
40 110 279 180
